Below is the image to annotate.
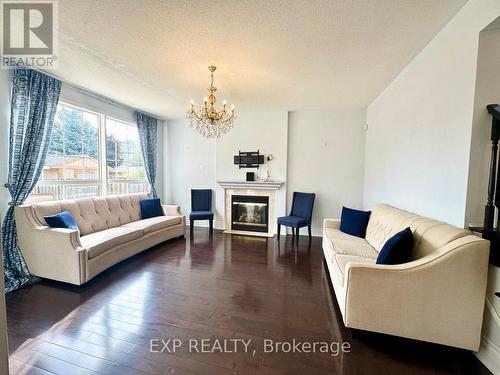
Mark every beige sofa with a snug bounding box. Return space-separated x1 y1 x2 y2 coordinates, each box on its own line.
15 193 185 285
322 203 489 351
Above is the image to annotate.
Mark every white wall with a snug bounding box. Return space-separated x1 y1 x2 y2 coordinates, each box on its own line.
215 112 288 231
288 109 366 236
166 110 367 235
363 0 500 227
165 118 217 224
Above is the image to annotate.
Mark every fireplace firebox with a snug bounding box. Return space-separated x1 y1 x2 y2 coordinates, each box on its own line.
231 195 269 233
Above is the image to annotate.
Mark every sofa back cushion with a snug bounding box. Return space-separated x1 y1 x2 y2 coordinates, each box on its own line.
366 204 471 259
31 193 149 236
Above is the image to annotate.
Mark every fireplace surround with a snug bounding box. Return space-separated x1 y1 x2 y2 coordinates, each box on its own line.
218 180 284 237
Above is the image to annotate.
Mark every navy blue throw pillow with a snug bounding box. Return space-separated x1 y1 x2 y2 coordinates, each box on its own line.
44 211 79 232
376 227 413 265
140 198 164 219
339 207 371 238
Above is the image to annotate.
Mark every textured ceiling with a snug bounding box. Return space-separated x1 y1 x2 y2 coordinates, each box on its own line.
55 0 467 119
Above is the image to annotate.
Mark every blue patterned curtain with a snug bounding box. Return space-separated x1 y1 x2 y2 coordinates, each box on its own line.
2 68 61 293
135 112 158 198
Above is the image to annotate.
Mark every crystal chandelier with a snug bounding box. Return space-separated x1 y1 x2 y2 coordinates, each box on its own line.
187 65 236 138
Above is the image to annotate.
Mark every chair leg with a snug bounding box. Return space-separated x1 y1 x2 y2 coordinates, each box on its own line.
296 227 299 245
308 225 312 240
209 219 213 232
190 219 194 236
277 224 281 240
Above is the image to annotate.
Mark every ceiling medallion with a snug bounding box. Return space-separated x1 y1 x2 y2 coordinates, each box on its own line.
187 65 236 138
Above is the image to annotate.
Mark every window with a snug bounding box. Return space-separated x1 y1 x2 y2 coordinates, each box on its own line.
33 102 148 200
106 118 148 194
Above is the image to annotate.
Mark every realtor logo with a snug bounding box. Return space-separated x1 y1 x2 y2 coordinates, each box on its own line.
1 0 58 69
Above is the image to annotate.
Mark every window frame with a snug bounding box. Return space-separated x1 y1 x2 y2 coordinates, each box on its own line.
36 101 148 200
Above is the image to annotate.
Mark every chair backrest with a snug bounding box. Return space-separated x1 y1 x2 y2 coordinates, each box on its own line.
290 192 315 223
191 189 212 212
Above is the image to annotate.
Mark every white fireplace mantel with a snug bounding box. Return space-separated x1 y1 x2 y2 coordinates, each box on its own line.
218 180 284 237
217 180 284 190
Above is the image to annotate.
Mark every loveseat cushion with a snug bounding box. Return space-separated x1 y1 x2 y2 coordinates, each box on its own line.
324 228 367 244
324 227 378 277
81 227 144 259
123 216 182 235
331 238 378 259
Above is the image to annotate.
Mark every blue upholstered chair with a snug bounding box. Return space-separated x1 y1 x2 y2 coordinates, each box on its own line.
277 192 316 240
190 189 214 235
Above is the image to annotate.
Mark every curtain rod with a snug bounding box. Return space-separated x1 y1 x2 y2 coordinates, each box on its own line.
35 68 164 121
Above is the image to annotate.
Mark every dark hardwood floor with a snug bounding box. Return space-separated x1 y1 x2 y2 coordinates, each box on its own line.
5 228 491 375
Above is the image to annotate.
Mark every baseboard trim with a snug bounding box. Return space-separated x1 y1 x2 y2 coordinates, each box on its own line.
475 297 500 375
187 221 323 237
186 220 224 229
475 335 500 375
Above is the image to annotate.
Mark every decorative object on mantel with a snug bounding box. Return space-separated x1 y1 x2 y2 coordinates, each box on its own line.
470 103 500 267
264 154 273 181
186 65 236 138
246 172 255 182
234 150 264 169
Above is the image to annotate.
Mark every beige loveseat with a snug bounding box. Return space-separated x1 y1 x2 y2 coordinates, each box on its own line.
323 204 489 351
15 193 185 285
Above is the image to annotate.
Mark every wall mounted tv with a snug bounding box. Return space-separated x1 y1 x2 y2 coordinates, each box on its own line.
234 150 264 169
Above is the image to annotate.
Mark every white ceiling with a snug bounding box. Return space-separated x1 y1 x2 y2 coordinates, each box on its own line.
55 0 467 120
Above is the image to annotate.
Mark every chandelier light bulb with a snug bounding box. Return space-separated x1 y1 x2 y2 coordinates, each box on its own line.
186 66 236 138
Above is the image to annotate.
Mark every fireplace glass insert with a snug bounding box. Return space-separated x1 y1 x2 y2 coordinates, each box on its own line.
231 195 269 233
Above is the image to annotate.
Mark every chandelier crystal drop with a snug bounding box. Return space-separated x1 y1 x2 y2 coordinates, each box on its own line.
186 65 236 138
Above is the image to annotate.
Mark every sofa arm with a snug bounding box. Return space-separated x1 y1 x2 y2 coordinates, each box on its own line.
18 226 86 285
15 206 86 285
162 204 182 216
344 235 489 351
324 218 341 229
